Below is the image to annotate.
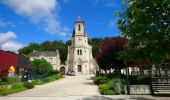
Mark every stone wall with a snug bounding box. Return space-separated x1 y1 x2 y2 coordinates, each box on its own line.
130 85 150 94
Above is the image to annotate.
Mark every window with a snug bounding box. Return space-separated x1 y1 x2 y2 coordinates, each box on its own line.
77 50 79 55
80 49 82 55
49 58 52 63
77 49 82 55
78 24 81 31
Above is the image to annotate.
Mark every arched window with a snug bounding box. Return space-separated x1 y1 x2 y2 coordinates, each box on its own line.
78 24 81 31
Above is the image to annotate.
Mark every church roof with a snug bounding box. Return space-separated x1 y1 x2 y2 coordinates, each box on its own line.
28 51 58 57
75 16 84 23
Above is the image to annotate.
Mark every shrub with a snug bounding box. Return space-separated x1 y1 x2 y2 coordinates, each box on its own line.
55 75 62 80
1 77 8 83
0 85 8 92
48 70 59 76
129 75 149 85
11 82 24 90
93 77 108 85
98 83 114 95
0 82 26 95
42 75 56 83
105 73 118 79
8 75 20 84
23 82 34 89
31 79 43 85
0 78 2 83
137 76 149 85
104 90 115 95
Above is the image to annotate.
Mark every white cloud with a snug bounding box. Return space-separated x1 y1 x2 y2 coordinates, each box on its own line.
1 0 70 36
1 0 57 22
1 41 23 52
0 31 24 52
0 31 16 44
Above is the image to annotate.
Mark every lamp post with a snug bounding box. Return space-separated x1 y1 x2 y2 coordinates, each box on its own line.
125 61 130 95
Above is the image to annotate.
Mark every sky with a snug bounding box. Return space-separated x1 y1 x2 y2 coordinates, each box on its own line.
0 0 123 52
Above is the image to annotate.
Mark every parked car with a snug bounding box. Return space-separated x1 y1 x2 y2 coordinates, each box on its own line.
67 70 76 76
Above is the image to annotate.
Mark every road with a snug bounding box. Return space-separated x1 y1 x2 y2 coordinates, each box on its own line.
9 75 100 96
2 75 170 100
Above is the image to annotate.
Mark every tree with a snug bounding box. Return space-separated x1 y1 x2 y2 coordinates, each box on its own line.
118 0 170 65
96 37 127 74
30 58 53 75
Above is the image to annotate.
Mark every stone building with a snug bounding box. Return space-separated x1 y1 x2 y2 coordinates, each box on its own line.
29 50 60 70
66 17 97 75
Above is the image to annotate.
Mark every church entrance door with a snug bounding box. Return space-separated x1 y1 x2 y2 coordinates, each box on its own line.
78 65 82 72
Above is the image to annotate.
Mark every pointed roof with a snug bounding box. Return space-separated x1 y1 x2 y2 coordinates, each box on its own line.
75 16 84 23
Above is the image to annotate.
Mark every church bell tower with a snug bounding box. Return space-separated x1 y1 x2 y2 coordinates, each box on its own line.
66 16 96 75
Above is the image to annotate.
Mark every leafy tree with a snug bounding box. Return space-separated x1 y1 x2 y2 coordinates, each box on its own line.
19 40 68 64
118 0 170 65
30 58 53 75
96 37 127 74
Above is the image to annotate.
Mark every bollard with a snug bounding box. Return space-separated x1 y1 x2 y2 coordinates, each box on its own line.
114 79 121 95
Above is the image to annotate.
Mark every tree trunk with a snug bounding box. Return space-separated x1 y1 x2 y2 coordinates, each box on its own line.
105 69 107 74
139 67 144 75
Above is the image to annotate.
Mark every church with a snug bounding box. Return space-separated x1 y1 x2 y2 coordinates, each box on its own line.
66 17 98 75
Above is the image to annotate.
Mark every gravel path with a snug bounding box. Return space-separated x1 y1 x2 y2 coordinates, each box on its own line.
8 75 100 97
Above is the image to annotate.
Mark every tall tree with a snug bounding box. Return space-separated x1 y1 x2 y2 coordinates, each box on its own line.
118 0 170 64
96 37 126 74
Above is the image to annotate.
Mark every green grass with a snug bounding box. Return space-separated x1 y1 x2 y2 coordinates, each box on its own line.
0 74 63 96
0 82 27 96
32 74 63 85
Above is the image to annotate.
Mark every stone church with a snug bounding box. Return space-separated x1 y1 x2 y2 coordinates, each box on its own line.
66 17 98 75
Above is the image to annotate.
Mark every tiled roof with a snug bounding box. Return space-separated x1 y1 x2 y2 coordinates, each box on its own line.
28 51 58 57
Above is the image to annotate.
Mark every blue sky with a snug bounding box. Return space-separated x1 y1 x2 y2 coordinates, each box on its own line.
0 0 123 51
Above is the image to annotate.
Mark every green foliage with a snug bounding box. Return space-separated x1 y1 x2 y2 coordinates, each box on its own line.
32 75 62 85
118 0 170 64
0 82 26 96
7 75 20 84
99 84 114 95
19 40 68 63
0 78 2 84
42 75 57 83
93 75 126 95
93 77 108 85
10 82 24 90
0 85 8 92
48 70 59 76
19 37 119 64
129 75 149 85
31 79 44 85
30 58 53 75
23 82 34 89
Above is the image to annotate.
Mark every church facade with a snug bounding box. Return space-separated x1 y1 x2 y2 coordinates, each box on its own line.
66 17 97 75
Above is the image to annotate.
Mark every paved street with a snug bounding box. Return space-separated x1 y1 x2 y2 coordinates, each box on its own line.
0 75 169 100
8 75 100 96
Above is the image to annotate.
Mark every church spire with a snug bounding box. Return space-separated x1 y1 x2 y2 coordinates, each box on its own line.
75 16 84 23
72 16 86 37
